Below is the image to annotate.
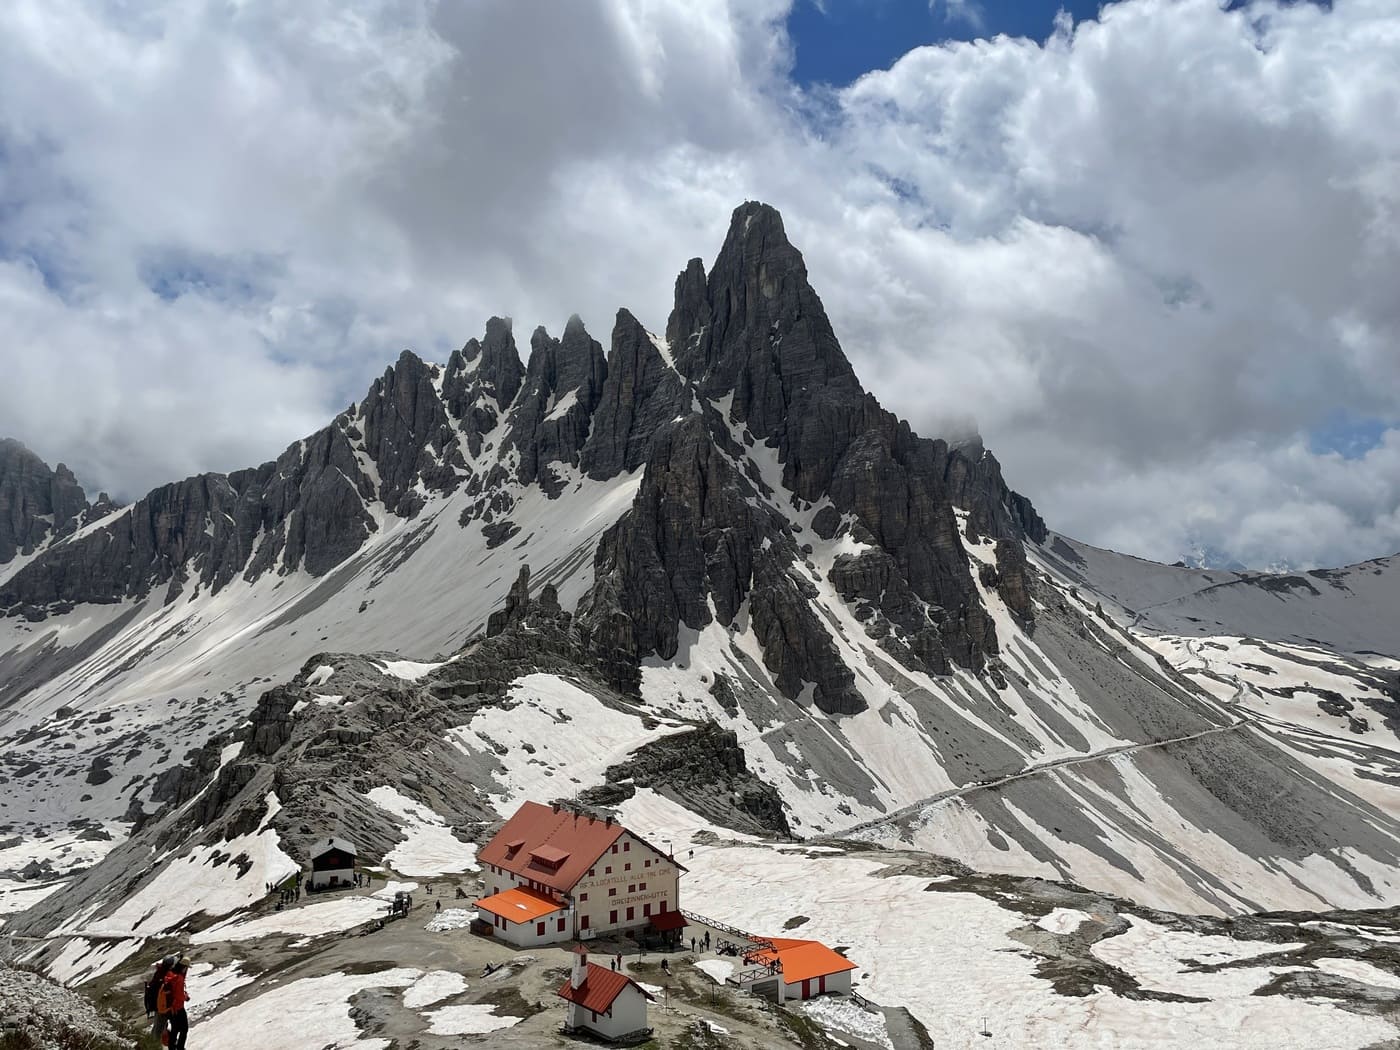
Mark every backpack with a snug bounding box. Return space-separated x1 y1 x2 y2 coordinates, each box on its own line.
156 975 174 1015
145 963 170 1014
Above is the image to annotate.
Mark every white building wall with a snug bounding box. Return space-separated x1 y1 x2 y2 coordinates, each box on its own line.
487 911 570 948
567 986 649 1039
781 968 852 1001
308 866 353 890
570 833 680 936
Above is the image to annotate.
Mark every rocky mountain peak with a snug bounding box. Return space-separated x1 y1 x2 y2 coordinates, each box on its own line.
670 200 859 433
0 438 89 565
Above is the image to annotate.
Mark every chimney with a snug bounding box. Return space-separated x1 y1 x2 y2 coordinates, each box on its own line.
553 801 560 814
605 815 612 827
571 944 588 989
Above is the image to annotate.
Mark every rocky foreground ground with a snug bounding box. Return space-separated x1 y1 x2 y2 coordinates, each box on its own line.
0 964 130 1050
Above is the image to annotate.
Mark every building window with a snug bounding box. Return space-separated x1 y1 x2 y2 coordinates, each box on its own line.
628 884 635 893
558 918 566 933
610 910 618 924
605 866 612 874
624 841 630 852
660 900 668 913
639 882 646 890
581 915 590 930
644 903 652 917
645 859 651 868
580 892 588 902
536 921 545 936
625 863 631 871
626 906 634 921
588 868 595 877
611 844 618 854
609 888 617 897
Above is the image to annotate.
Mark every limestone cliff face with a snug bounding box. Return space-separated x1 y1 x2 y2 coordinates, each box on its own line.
581 203 1045 702
0 439 89 565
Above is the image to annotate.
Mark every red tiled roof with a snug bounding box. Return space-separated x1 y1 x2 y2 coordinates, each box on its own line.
746 938 857 984
475 886 564 924
478 802 626 892
557 962 655 1014
530 845 571 866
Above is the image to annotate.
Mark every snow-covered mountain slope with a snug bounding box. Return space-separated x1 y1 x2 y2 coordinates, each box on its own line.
1036 533 1400 656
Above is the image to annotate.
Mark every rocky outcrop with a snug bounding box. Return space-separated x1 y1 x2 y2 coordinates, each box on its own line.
443 316 524 458
580 412 864 715
506 316 608 493
0 965 127 1050
588 722 791 836
656 201 1042 675
0 438 88 564
580 309 689 479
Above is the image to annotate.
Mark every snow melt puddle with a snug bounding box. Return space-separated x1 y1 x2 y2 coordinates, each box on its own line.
364 785 478 876
424 1003 521 1035
403 969 468 1008
199 967 421 1050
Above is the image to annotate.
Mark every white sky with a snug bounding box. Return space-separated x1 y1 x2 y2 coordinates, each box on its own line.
1 0 1397 569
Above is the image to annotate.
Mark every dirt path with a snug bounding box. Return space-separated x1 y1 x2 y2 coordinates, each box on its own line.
818 715 1254 843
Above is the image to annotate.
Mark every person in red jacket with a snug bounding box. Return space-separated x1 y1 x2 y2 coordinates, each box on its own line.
162 956 191 1050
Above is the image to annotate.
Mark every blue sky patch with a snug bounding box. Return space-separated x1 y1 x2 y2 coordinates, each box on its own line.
786 0 1104 87
1308 412 1392 460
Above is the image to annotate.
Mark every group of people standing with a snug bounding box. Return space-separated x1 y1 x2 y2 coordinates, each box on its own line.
144 955 191 1049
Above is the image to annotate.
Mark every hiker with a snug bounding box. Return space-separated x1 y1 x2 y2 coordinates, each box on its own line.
691 937 697 952
157 956 190 1050
615 952 622 970
146 956 174 1042
661 958 670 974
435 899 441 913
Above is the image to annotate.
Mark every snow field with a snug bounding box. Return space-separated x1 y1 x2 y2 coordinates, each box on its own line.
423 1002 522 1035
1036 908 1093 935
191 895 387 944
71 794 298 938
452 673 689 816
46 936 145 986
365 785 479 876
650 829 1396 1049
185 961 255 1019
424 907 476 932
799 997 894 1050
198 967 422 1050
403 969 468 1008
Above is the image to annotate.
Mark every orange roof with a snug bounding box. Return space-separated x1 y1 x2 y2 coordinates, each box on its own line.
475 886 564 924
746 937 857 984
558 962 655 1013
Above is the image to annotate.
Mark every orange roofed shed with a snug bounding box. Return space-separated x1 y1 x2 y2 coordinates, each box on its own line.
475 886 563 924
746 937 857 985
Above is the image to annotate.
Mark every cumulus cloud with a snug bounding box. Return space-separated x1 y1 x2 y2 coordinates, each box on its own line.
0 0 1396 569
